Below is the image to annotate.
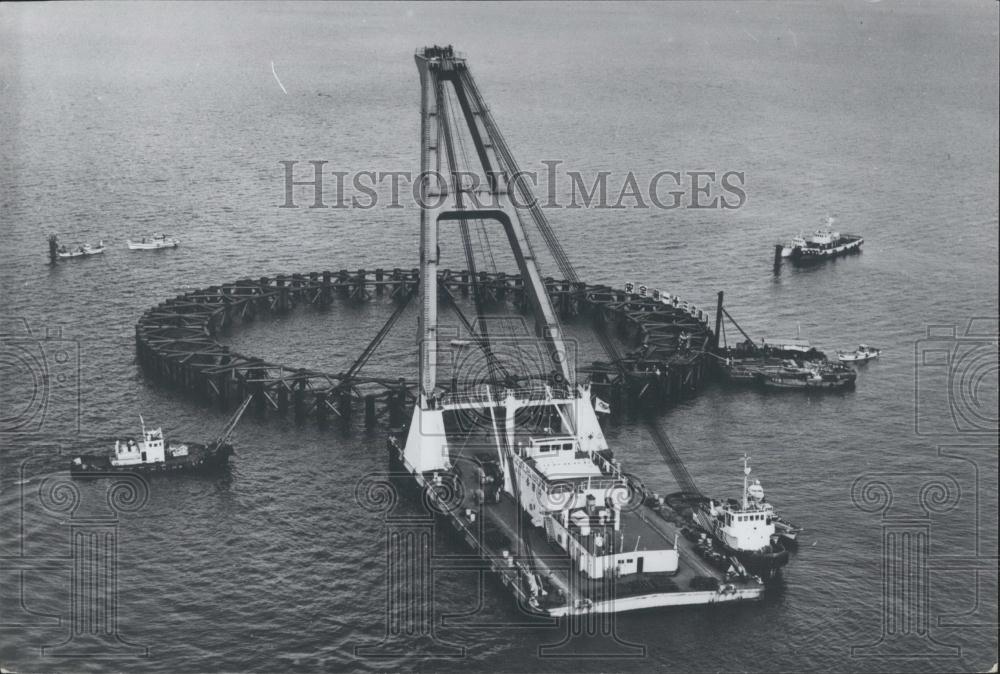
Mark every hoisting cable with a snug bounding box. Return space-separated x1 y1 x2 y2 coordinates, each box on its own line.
337 290 415 389
440 82 505 391
440 285 512 383
460 65 701 496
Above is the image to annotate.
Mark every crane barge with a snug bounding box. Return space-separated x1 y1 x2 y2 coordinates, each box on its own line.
388 46 767 615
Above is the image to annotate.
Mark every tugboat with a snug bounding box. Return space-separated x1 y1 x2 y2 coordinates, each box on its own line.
779 216 863 261
837 344 881 363
55 239 105 259
127 233 180 250
70 396 251 475
667 456 795 580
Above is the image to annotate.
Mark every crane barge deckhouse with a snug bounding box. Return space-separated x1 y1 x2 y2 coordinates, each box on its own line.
387 46 765 615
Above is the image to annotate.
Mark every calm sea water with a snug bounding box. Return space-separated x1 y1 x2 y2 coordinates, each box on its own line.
1 2 997 672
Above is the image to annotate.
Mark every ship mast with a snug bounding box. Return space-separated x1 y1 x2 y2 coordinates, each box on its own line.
742 454 751 510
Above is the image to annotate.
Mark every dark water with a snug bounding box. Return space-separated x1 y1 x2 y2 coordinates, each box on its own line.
1 2 997 672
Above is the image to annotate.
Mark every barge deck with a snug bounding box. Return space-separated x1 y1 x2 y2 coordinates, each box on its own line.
394 433 765 616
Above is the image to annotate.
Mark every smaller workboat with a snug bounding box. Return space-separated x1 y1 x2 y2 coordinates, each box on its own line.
758 337 826 361
771 514 802 545
127 233 179 250
56 240 105 259
718 321 856 390
778 216 863 262
760 363 856 390
837 344 881 363
721 355 857 390
70 396 252 475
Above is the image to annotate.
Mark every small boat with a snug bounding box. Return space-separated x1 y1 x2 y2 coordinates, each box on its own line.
70 396 251 476
56 240 105 259
719 336 857 390
127 233 179 250
778 216 863 261
666 456 795 580
837 344 881 363
771 514 802 544
758 337 825 360
759 363 856 390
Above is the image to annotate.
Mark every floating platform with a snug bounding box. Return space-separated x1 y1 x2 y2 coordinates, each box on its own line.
134 269 716 425
717 338 857 390
720 358 856 390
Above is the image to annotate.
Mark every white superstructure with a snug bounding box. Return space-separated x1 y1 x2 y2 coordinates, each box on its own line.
699 456 777 553
111 419 189 467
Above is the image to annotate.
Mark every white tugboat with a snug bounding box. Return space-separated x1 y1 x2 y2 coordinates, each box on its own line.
70 396 251 475
127 233 179 250
837 344 881 363
667 456 797 580
779 216 863 261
